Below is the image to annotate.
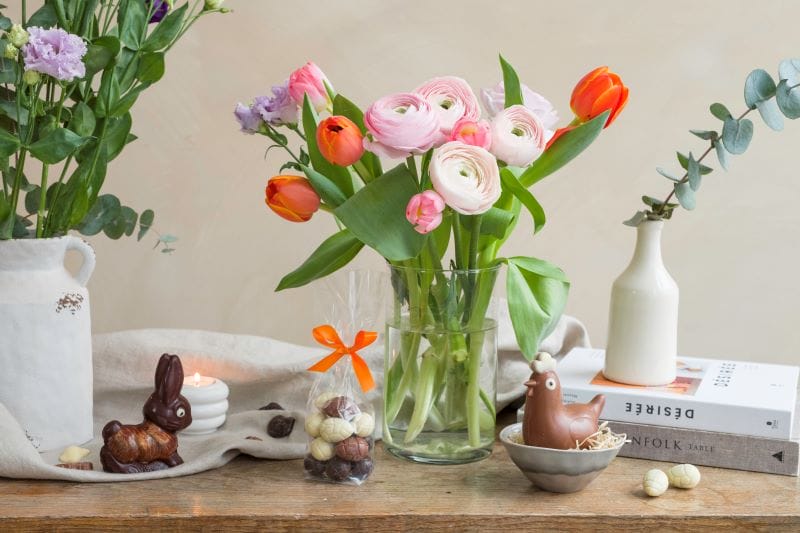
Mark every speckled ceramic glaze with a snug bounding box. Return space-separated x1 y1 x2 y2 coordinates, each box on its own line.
500 423 623 493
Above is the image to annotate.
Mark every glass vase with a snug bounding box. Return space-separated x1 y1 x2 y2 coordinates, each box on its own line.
383 264 499 464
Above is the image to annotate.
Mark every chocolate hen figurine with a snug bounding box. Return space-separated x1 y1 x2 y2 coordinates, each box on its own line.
522 352 605 450
100 354 192 473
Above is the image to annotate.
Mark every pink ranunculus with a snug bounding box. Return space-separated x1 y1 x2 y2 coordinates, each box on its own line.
449 118 492 150
489 105 546 167
429 141 500 215
415 76 481 135
481 82 559 141
288 61 332 112
405 190 446 234
362 92 443 159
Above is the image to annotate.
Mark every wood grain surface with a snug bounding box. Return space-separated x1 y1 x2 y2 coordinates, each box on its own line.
1 411 798 532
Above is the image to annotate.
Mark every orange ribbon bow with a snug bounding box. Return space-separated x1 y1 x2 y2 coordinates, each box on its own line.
307 325 377 393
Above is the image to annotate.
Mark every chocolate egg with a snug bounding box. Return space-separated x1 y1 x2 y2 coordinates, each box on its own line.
322 396 361 420
335 436 370 462
303 454 327 477
351 457 373 479
325 457 352 481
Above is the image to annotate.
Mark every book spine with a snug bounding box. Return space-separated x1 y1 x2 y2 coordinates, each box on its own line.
561 387 793 439
608 420 799 476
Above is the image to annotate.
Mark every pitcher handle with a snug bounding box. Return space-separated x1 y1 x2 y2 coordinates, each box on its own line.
65 236 96 287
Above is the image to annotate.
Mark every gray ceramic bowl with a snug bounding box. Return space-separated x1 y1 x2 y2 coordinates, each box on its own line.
499 423 624 493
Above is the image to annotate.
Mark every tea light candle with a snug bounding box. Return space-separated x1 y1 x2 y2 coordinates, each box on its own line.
180 372 230 435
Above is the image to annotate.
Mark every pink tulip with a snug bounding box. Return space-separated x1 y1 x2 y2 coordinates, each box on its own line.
363 92 443 159
415 76 481 135
449 118 492 149
288 61 332 112
405 190 446 234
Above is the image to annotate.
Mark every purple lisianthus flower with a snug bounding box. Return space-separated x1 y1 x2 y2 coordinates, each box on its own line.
253 81 298 125
147 0 170 23
234 103 263 134
22 27 87 82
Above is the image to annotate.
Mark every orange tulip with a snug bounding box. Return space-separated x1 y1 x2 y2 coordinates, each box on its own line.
570 66 628 127
316 115 364 166
265 175 321 222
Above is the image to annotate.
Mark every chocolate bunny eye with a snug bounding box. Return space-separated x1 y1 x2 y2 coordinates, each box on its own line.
545 378 556 390
177 407 186 418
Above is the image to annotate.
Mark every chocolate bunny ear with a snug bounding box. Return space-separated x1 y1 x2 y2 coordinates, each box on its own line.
154 354 171 391
157 354 185 404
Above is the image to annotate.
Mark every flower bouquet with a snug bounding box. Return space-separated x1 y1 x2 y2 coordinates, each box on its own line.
237 56 627 462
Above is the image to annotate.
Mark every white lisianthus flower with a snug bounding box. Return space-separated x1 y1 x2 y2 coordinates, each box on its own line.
489 105 546 167
429 141 501 215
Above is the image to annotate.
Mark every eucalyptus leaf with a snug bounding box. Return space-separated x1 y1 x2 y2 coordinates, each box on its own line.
776 79 800 119
276 229 364 291
676 152 713 174
778 58 800 85
28 128 85 164
78 193 121 236
504 256 570 360
721 117 753 154
710 102 732 120
656 167 680 181
334 164 426 261
159 234 178 243
689 129 718 141
687 153 702 191
744 69 777 109
756 98 784 131
674 182 696 210
499 54 523 107
623 210 648 227
714 140 729 171
137 208 154 241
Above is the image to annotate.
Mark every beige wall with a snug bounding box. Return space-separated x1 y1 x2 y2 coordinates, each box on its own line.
10 1 800 364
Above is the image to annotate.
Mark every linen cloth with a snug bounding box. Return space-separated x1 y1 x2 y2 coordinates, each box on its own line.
0 310 589 482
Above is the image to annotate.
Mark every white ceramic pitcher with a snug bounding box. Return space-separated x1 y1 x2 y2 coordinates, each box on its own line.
0 236 95 451
604 220 679 386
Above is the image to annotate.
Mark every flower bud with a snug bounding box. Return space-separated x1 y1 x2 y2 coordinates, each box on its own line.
204 0 225 9
8 24 28 48
265 175 321 222
22 69 41 85
316 116 364 166
3 43 17 60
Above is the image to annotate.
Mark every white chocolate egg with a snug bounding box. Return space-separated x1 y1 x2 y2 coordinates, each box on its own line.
319 417 354 443
304 412 325 438
642 469 669 497
352 412 375 437
313 391 340 410
309 437 335 461
668 464 701 489
58 445 90 464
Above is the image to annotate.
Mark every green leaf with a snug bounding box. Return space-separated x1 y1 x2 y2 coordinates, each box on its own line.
687 153 701 191
499 167 545 233
142 4 187 52
0 99 30 125
78 193 120 236
110 83 148 117
332 94 382 177
744 69 777 109
137 208 154 241
118 0 147 50
68 102 96 137
714 140 729 171
26 4 58 27
755 98 784 131
28 128 85 164
334 164 426 261
480 207 515 239
518 111 609 188
710 102 732 120
0 193 9 224
300 164 347 207
431 212 451 258
0 16 11 31
721 117 753 154
0 57 18 84
95 68 121 118
689 129 718 141
676 152 713 175
276 229 364 291
84 36 121 77
504 256 570 360
623 210 648 227
674 182 696 210
137 52 165 84
656 167 680 181
159 234 178 243
499 54 523 108
776 79 800 119
778 58 800 85
302 95 354 196
103 113 133 161
24 185 40 214
0 128 20 158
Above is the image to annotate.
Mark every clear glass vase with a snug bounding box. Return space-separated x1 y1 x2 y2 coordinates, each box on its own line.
383 264 499 464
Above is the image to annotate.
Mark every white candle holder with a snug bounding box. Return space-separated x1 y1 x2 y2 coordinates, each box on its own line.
180 373 230 435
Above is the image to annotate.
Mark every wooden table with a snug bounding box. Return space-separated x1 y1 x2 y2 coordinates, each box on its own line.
2 411 799 531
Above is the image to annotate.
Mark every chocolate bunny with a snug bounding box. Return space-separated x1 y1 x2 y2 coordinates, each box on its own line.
100 354 193 474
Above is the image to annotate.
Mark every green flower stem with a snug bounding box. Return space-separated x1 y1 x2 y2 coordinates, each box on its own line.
37 85 71 238
352 160 373 184
404 346 439 443
452 213 465 270
464 270 495 447
42 155 72 236
9 83 42 229
406 156 418 183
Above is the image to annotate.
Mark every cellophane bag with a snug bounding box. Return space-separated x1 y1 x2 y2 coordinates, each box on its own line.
303 270 384 485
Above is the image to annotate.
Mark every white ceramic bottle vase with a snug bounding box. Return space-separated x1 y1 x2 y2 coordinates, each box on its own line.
604 220 679 386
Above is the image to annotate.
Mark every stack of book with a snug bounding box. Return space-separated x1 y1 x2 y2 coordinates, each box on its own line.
518 348 800 476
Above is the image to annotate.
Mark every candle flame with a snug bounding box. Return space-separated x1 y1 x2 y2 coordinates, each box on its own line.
193 372 201 387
